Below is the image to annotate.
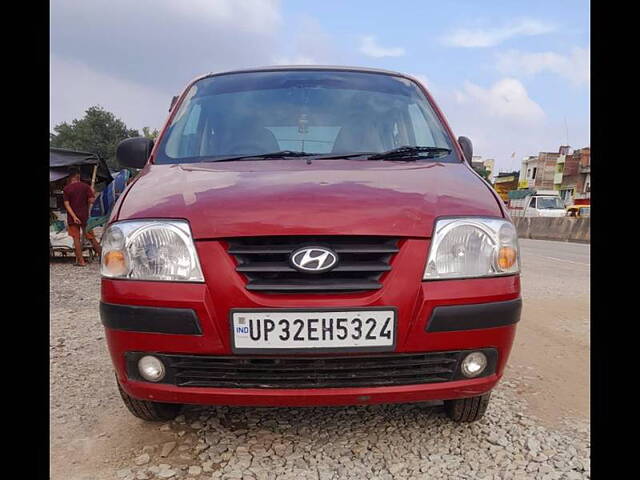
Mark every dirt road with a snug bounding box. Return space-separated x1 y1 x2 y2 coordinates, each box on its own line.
50 239 590 479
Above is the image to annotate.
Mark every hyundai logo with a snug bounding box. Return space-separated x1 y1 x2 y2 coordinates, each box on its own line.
290 246 338 273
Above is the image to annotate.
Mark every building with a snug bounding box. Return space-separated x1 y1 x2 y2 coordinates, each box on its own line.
518 155 538 189
517 146 571 191
535 149 566 190
493 171 520 203
483 158 495 182
560 147 590 205
471 156 495 181
471 156 484 171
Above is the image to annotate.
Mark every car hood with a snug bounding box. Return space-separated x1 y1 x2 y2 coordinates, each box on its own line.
116 159 503 239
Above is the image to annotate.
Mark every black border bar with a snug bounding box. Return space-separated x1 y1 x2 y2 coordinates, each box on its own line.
100 302 202 335
426 298 522 332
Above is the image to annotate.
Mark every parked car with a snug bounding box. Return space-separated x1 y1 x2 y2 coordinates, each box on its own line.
100 66 522 423
566 204 590 218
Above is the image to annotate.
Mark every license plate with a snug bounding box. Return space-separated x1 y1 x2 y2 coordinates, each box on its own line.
230 309 397 353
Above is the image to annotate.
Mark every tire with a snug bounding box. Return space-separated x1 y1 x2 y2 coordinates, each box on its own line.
444 392 491 422
116 378 182 421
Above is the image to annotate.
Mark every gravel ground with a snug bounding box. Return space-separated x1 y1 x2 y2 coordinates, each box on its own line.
50 258 590 480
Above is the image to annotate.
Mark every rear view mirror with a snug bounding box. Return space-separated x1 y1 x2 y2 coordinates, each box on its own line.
458 136 473 164
116 137 154 169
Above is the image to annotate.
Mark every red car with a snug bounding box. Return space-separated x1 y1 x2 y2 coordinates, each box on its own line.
101 66 521 423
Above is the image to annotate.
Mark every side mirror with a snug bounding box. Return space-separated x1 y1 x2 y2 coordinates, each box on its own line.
458 136 473 164
116 137 154 169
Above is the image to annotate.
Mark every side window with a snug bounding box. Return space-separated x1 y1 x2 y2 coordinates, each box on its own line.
529 197 537 209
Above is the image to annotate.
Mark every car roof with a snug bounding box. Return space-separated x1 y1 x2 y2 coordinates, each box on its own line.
191 65 418 84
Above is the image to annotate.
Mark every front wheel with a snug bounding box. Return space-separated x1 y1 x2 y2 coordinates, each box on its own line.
116 379 182 421
444 392 491 422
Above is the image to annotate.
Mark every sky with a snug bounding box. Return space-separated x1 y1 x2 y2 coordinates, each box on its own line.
50 0 589 174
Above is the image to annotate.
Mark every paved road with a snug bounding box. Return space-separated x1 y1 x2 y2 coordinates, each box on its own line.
506 239 589 425
519 238 590 270
50 239 590 479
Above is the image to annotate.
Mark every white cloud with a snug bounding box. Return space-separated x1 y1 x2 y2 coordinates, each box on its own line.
441 19 555 48
50 0 284 92
50 55 170 132
50 1 347 134
272 16 342 66
358 36 406 58
496 47 589 86
439 78 565 172
163 0 282 34
455 78 545 121
435 78 588 173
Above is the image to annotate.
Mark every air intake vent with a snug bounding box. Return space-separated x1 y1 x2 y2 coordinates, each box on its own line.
126 352 462 389
227 236 400 293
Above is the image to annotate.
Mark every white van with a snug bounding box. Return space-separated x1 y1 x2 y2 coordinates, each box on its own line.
508 190 566 218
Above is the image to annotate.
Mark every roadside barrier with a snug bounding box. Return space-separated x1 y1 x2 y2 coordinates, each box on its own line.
511 217 590 243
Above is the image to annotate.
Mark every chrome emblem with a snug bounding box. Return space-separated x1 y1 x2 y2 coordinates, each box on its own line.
290 246 338 273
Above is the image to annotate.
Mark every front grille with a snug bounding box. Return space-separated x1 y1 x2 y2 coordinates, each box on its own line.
226 236 400 293
127 352 462 389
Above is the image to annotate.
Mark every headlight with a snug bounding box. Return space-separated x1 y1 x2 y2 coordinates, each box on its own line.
101 220 204 282
423 217 519 280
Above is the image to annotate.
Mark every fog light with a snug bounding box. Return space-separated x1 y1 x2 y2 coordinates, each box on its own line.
138 355 165 382
461 351 487 378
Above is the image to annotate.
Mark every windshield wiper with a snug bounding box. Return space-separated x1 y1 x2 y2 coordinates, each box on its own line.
201 146 451 163
203 150 314 163
303 152 375 160
367 146 452 161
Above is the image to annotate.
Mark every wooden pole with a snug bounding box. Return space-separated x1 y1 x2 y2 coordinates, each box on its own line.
90 164 98 190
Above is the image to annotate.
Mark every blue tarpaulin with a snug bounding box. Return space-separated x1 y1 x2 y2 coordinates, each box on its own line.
87 169 132 231
508 189 535 200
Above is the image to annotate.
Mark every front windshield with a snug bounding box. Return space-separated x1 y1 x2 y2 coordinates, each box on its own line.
155 70 455 164
537 197 564 209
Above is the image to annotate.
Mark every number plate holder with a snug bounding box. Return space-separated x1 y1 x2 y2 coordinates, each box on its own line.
229 307 397 354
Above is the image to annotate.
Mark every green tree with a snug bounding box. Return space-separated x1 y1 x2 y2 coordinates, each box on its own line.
50 106 140 170
142 126 160 140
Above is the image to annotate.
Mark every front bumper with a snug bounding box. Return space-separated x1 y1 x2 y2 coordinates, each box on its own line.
102 276 520 406
119 374 501 407
101 237 521 407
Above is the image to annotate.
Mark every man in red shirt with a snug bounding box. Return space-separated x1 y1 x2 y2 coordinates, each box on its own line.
63 168 102 266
